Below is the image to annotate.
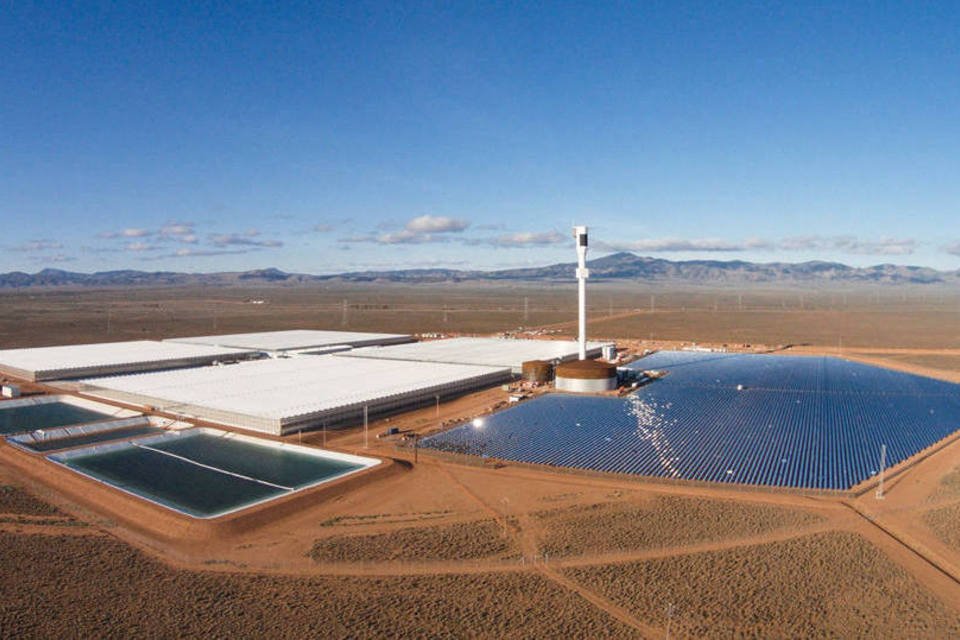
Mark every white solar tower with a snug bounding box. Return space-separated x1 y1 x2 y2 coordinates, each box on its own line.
574 225 589 360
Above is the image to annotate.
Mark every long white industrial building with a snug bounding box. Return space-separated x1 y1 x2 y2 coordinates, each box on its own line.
338 337 613 373
75 355 511 435
165 329 412 353
0 340 260 381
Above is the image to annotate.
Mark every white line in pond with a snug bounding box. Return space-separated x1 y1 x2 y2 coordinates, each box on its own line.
133 442 294 491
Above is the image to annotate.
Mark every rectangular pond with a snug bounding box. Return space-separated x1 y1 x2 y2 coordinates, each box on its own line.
7 416 178 453
49 428 380 518
0 395 139 435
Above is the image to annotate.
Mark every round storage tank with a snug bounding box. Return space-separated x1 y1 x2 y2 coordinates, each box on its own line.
521 360 554 383
555 360 618 393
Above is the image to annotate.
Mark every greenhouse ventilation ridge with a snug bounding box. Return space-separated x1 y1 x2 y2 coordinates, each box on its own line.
165 329 413 352
339 336 614 373
76 355 511 435
0 340 260 381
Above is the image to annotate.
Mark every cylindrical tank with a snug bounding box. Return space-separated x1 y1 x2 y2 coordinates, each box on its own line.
521 360 554 383
555 360 618 393
1 384 21 398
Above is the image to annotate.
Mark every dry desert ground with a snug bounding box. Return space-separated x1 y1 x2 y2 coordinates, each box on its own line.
2 283 960 638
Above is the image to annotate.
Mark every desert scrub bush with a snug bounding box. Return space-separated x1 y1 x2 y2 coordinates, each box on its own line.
0 532 641 638
309 519 519 563
564 532 960 639
930 464 960 501
534 495 822 556
0 485 64 516
923 503 960 548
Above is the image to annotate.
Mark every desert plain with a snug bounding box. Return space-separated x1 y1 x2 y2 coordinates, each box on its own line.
2 282 960 638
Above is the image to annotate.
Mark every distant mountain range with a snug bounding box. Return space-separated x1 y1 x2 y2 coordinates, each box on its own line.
2 254 957 289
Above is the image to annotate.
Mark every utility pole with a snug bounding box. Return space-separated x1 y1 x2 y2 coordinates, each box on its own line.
363 405 369 449
665 602 675 640
523 296 529 322
341 299 348 326
875 444 887 500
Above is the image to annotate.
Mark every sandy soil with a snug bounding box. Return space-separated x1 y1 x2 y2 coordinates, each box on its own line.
4 284 960 636
0 531 641 639
924 504 960 549
2 284 959 350
0 484 66 516
589 308 960 350
308 519 519 563
4 423 960 637
532 496 823 557
929 464 960 501
565 532 960 639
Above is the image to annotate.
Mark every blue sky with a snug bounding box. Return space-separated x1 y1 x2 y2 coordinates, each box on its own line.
3 2 960 273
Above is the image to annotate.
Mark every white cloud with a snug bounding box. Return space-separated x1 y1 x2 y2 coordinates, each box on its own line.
339 230 451 245
593 235 918 256
594 237 750 252
832 236 916 256
28 253 76 264
779 235 916 256
943 242 960 256
405 215 470 234
210 230 283 248
99 228 153 239
338 215 470 245
99 222 196 245
12 240 64 252
124 241 159 252
778 236 821 251
171 248 253 257
468 231 567 248
159 222 199 244
379 230 448 244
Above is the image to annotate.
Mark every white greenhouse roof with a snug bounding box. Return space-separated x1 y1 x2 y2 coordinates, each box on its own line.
164 329 412 352
77 355 511 434
0 340 260 381
338 337 613 372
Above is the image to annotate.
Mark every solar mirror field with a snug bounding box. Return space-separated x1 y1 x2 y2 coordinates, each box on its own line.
422 351 960 490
